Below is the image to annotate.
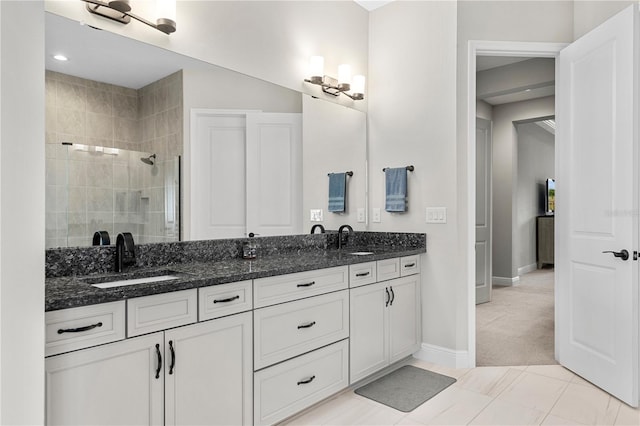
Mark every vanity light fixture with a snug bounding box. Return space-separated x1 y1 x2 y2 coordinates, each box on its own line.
81 0 177 34
304 56 365 101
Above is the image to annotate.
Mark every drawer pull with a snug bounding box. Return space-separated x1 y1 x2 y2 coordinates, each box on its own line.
297 321 316 329
296 281 316 288
168 340 175 375
297 375 316 385
389 286 395 306
155 344 162 380
355 272 370 277
213 295 240 304
57 322 103 334
404 263 416 268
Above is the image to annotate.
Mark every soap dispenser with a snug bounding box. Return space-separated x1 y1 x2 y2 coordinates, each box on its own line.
242 233 257 260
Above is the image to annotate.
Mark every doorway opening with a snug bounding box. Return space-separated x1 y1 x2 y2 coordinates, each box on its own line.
466 41 566 368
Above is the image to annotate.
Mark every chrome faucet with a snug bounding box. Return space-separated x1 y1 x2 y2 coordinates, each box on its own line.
115 232 136 272
310 224 326 234
337 224 353 250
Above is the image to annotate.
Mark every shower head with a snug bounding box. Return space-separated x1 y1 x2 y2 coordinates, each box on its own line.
140 154 156 165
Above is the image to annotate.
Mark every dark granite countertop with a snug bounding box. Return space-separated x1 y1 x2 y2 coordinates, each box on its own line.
45 246 425 312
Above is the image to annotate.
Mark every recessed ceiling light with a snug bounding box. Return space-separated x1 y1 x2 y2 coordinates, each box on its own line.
525 88 532 92
53 54 68 62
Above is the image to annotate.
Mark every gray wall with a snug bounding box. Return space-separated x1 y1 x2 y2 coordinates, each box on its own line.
516 121 555 273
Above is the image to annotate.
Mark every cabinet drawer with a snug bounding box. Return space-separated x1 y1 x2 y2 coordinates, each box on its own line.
253 266 348 308
400 255 420 277
377 258 400 281
127 289 197 337
45 301 126 356
349 261 377 288
254 339 349 426
254 290 349 370
199 280 253 321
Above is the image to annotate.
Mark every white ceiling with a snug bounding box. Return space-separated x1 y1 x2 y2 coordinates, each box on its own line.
45 13 209 89
354 1 394 12
476 57 555 106
476 56 530 72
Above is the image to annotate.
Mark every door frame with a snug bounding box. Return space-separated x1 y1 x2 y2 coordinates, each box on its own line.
466 41 567 367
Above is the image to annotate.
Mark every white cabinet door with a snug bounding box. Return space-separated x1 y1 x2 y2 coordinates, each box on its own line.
45 332 164 426
349 281 388 383
165 312 253 426
388 275 421 363
190 110 302 240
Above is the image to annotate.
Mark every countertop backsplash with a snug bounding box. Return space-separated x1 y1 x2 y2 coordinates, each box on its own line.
45 232 426 279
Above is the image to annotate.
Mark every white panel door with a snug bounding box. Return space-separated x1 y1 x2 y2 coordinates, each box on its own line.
476 118 492 304
557 4 638 407
246 113 302 236
191 113 247 239
165 312 253 426
191 110 302 239
45 332 164 425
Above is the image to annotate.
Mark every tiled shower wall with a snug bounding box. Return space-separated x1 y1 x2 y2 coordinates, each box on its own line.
45 71 183 248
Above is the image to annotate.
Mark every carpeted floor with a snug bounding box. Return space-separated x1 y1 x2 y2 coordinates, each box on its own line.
476 267 556 366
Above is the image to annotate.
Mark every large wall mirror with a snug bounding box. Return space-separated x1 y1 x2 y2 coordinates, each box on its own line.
45 12 367 248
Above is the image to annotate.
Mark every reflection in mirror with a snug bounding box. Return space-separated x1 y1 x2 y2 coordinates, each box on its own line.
46 142 180 248
45 11 366 245
302 94 367 233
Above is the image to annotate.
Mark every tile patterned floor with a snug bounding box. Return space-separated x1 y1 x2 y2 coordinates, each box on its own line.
281 359 640 425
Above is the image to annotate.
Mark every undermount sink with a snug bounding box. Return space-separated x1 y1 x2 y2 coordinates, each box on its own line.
349 252 375 256
80 270 185 289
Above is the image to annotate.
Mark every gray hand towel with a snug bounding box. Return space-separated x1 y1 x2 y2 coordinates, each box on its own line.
328 172 346 213
385 167 407 212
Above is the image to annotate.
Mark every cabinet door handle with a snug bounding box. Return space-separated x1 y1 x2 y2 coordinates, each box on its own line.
385 287 390 307
297 375 316 385
168 340 175 375
213 295 240 304
296 281 315 288
57 322 103 334
297 321 316 329
389 286 395 306
355 272 370 277
155 344 162 380
404 263 416 268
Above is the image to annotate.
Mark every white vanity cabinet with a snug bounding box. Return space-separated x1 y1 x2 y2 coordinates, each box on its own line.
45 286 253 426
164 312 253 426
45 331 165 426
253 267 350 425
349 256 421 384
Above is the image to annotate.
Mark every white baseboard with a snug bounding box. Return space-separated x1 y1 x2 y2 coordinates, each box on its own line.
492 275 520 287
414 343 472 369
518 263 537 276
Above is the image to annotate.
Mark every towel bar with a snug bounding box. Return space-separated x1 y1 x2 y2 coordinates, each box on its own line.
382 165 414 172
327 171 353 176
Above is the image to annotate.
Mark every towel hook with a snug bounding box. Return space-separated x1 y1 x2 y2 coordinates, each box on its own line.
382 165 414 172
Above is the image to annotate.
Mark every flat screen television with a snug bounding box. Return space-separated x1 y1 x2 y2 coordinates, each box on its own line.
545 178 555 215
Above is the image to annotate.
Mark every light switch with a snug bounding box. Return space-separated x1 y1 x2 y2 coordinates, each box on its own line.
357 208 366 223
310 209 323 222
372 208 381 223
426 207 446 224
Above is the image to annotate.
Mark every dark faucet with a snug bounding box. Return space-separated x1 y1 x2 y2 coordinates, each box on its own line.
115 232 136 272
337 224 353 249
310 224 326 234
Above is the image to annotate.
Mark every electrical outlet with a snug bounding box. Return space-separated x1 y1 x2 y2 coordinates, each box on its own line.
372 208 381 223
426 207 447 224
310 209 323 222
357 208 366 223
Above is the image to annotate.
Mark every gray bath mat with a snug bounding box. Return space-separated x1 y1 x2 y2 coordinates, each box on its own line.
354 365 456 412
